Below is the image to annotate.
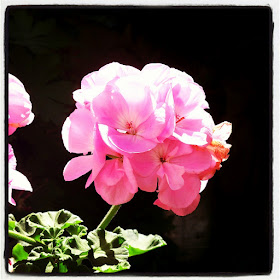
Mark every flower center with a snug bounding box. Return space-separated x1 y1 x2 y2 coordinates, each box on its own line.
125 121 137 135
160 157 167 163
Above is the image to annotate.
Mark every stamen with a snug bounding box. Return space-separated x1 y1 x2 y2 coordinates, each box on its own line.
176 114 185 124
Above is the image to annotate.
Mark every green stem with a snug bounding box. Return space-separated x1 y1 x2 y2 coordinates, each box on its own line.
96 205 122 230
8 230 51 252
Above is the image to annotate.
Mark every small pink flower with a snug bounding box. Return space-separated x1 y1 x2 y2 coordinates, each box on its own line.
8 74 34 135
92 74 167 153
8 144 32 206
130 139 212 192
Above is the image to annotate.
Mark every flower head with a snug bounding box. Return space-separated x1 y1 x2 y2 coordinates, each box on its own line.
62 62 232 216
8 74 34 135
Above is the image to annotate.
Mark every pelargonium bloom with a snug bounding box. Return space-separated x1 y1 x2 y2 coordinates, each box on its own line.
130 139 212 215
62 62 232 216
8 144 32 206
8 74 34 135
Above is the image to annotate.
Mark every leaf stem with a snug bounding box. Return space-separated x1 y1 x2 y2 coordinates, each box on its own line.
96 205 122 230
8 230 51 252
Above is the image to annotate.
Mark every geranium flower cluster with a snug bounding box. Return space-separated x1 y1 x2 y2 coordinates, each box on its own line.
62 63 232 216
8 74 34 205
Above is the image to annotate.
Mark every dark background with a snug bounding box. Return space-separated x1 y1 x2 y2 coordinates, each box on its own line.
6 6 272 275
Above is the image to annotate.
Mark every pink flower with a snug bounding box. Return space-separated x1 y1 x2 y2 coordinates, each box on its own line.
62 62 232 215
91 75 169 153
8 74 34 135
8 144 32 206
130 139 212 192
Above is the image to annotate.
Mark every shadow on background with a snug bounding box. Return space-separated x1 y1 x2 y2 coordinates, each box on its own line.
6 6 272 275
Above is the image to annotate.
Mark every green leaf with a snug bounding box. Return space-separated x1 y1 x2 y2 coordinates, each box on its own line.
12 244 29 261
87 229 130 273
27 246 53 261
14 262 41 273
45 261 54 273
8 214 16 230
61 235 90 257
93 261 131 273
11 209 83 243
58 262 68 273
66 224 88 237
113 227 167 257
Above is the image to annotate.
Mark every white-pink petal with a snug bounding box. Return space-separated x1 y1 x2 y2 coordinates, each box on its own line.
63 155 94 181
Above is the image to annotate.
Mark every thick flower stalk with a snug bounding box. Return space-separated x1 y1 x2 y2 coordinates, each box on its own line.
62 62 232 216
8 74 34 205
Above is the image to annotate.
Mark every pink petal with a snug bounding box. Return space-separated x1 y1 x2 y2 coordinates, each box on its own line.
95 175 135 205
200 180 208 193
114 75 155 126
62 108 95 154
173 82 208 116
96 159 124 186
162 162 185 190
8 186 16 206
91 83 130 128
122 157 138 193
158 173 201 209
171 194 201 216
170 149 212 174
63 155 94 181
130 151 159 177
213 121 232 142
8 144 17 170
135 172 158 192
154 196 201 216
174 108 214 146
9 169 33 192
141 63 171 86
105 126 157 153
136 106 166 140
8 74 34 135
154 199 171 210
81 62 140 89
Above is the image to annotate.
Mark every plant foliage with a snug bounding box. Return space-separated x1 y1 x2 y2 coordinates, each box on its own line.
8 210 166 273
